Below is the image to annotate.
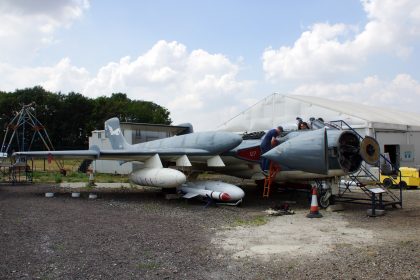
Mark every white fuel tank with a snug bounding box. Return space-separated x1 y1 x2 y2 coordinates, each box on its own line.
130 168 186 188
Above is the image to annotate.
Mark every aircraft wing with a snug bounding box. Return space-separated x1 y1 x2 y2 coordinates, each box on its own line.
13 148 226 167
14 148 210 159
12 117 243 169
99 148 227 166
98 148 210 160
13 150 99 160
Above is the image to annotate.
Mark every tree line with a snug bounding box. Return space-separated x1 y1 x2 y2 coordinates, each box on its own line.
0 86 172 150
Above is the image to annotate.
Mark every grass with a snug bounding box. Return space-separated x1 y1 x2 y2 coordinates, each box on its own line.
233 216 268 227
65 172 90 182
30 170 129 184
54 174 63 183
28 159 84 172
53 243 65 252
23 159 128 183
136 262 160 270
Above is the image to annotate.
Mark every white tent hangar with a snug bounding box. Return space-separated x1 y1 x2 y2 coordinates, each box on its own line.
219 93 420 168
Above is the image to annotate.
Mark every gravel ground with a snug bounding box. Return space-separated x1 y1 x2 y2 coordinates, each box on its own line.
0 183 419 279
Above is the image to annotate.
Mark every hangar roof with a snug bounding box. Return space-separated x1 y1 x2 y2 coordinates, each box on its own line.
219 93 420 132
289 95 420 127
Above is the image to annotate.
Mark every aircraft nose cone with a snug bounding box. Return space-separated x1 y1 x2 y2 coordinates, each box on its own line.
262 147 281 163
175 172 187 185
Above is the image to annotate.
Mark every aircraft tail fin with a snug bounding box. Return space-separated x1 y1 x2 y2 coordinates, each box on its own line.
104 118 131 150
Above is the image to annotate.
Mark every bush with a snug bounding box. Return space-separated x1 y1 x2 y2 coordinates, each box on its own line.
54 174 63 183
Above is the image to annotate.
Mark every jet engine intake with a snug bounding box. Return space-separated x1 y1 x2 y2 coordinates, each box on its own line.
336 131 362 173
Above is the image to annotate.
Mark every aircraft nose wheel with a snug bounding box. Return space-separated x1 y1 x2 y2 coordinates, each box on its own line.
318 189 332 208
319 194 330 208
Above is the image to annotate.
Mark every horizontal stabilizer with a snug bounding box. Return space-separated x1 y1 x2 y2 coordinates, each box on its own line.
182 192 199 199
176 155 192 167
144 154 163 168
207 155 225 167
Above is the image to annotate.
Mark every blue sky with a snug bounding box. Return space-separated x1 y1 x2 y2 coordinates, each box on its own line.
1 0 419 130
41 1 366 71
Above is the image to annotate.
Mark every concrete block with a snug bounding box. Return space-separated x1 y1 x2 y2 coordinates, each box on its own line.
88 193 97 199
367 209 386 217
71 192 80 198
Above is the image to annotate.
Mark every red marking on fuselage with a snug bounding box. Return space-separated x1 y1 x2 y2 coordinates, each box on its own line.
236 146 261 162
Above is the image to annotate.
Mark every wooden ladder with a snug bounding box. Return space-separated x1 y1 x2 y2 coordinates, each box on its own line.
263 162 280 198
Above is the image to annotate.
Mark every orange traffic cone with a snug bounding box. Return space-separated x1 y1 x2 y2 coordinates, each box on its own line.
307 186 323 218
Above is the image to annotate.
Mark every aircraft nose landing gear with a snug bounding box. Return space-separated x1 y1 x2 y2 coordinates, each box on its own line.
314 179 335 209
319 189 332 208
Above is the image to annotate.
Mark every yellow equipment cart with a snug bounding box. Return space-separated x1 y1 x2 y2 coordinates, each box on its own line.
380 167 420 188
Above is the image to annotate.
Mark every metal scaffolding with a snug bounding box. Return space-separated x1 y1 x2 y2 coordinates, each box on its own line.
0 103 64 182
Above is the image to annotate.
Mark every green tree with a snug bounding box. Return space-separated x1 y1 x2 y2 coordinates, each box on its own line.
0 87 172 150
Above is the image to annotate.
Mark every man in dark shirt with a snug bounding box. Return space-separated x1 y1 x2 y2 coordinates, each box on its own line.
260 126 283 172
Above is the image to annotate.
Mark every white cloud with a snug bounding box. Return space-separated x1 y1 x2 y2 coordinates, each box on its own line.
0 40 255 130
82 41 255 129
0 58 90 93
3 38 420 129
3 1 418 130
291 74 420 113
263 0 420 82
0 0 89 63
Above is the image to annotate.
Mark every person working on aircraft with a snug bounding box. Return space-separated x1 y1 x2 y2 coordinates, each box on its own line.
299 122 310 130
260 126 283 172
296 117 303 129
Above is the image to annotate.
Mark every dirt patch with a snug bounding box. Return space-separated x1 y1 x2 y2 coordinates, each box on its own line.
213 211 375 260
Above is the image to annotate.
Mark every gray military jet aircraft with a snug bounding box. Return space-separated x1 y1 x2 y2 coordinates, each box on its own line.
221 127 379 179
213 121 380 206
14 117 379 206
14 118 245 204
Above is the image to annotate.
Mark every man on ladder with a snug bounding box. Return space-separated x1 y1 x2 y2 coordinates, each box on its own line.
260 126 283 198
260 126 283 174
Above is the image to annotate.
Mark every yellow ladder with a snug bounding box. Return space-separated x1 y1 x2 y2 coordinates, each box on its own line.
263 162 280 198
